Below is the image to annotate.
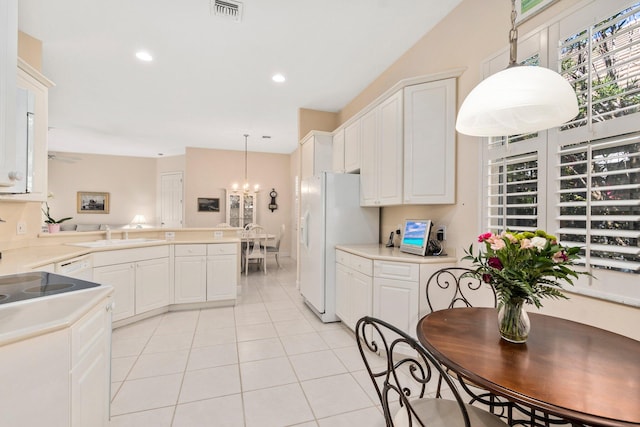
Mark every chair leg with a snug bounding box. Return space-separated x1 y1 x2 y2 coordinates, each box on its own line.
275 253 280 268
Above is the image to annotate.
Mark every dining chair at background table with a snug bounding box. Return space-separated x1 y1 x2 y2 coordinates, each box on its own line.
264 224 285 268
355 316 509 427
242 225 267 275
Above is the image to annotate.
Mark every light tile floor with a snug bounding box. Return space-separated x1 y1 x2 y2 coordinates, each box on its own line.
108 257 388 427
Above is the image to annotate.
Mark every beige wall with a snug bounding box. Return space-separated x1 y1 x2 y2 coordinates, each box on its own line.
18 31 42 72
185 147 293 255
298 108 339 140
47 153 157 226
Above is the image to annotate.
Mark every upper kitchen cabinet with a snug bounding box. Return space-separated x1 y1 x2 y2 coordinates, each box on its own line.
360 90 403 206
403 78 456 204
0 0 18 194
332 128 345 173
0 59 54 201
343 120 361 173
300 130 332 181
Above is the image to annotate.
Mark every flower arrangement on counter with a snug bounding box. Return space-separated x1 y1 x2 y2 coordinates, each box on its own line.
463 229 587 308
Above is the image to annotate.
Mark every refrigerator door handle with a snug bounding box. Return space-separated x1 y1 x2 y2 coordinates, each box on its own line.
300 211 309 248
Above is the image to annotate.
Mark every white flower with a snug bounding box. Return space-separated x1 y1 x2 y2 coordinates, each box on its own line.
530 236 547 251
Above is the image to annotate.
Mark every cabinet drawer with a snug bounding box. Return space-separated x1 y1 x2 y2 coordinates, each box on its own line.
207 243 237 255
175 244 206 256
374 260 419 282
336 250 349 266
351 254 373 277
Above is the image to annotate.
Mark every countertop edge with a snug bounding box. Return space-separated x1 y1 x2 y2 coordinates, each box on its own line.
336 244 458 264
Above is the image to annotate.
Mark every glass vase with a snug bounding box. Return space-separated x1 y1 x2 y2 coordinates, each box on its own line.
497 299 530 343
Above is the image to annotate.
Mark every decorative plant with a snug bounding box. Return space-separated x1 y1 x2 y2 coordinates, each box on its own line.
42 202 73 224
463 230 590 309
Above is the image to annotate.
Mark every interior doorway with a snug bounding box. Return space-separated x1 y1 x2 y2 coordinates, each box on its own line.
160 172 183 228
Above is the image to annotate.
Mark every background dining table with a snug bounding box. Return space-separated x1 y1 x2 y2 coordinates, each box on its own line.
417 307 640 427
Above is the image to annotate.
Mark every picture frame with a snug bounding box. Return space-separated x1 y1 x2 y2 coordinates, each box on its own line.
77 191 110 214
197 197 220 212
515 0 558 25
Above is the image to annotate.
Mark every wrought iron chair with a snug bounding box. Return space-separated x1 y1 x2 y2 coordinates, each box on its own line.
355 316 509 427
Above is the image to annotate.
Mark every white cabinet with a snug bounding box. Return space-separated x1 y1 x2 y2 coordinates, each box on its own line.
403 79 456 204
70 297 112 427
0 0 18 189
335 250 373 331
174 244 207 303
360 90 404 206
373 260 420 338
300 131 332 180
174 243 238 303
226 191 256 228
93 263 135 322
344 119 361 173
0 60 54 200
332 128 345 173
93 246 170 322
206 243 238 301
0 295 112 427
135 257 171 314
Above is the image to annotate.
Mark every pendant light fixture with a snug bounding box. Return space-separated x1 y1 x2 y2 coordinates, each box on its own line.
232 134 260 193
455 0 579 137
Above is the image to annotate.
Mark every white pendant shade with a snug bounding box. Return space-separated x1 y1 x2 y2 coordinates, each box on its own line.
456 66 579 137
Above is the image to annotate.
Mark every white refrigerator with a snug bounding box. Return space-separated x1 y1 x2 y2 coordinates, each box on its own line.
299 172 379 322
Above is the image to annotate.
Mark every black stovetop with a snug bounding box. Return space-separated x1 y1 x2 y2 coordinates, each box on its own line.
0 272 100 305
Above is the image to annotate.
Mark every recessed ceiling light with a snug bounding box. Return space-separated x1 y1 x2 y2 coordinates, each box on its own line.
272 73 285 83
136 51 153 62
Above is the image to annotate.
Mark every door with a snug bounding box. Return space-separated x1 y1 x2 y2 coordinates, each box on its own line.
174 256 206 303
206 254 237 301
93 263 135 322
299 173 325 312
160 172 183 228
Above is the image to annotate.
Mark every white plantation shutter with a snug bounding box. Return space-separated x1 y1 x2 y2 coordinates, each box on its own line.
556 133 640 272
481 0 640 306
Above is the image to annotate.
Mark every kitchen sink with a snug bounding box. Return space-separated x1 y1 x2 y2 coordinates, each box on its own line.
67 238 165 248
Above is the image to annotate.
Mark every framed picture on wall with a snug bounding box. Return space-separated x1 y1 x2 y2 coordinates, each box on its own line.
198 197 220 212
515 0 558 24
77 191 110 213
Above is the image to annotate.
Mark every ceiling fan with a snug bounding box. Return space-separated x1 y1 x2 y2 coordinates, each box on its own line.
47 153 81 163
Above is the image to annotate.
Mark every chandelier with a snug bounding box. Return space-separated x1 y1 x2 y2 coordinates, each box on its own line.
232 134 260 193
455 0 578 137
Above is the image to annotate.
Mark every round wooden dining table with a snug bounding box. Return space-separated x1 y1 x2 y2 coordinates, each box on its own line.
416 307 640 427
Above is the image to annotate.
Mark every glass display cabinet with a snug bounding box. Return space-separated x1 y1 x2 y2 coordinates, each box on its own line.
226 190 256 228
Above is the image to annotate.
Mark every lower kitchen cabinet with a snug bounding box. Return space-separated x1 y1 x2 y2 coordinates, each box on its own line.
335 250 373 331
174 243 239 303
93 246 170 322
335 246 456 338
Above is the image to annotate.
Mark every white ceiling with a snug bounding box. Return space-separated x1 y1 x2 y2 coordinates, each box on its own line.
18 0 461 158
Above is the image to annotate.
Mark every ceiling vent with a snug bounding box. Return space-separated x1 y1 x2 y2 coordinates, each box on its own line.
211 0 243 22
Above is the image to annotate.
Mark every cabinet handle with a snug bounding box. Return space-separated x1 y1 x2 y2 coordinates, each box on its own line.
106 302 114 312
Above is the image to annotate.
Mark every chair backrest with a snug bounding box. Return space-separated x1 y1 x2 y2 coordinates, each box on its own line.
425 267 497 312
274 223 285 249
245 226 267 258
355 316 472 427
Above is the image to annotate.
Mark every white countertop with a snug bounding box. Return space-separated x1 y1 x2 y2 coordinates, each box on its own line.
0 285 114 347
335 244 457 264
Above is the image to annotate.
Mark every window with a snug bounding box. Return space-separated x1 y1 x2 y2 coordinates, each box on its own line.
481 0 640 305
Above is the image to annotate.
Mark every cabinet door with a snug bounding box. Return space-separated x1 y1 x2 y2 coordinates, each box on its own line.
359 108 378 206
207 254 238 301
403 79 456 204
344 120 361 173
135 257 170 314
227 192 241 228
94 263 135 322
174 256 207 303
377 90 403 205
71 298 111 427
332 129 345 173
350 270 373 331
335 262 350 325
373 277 419 339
